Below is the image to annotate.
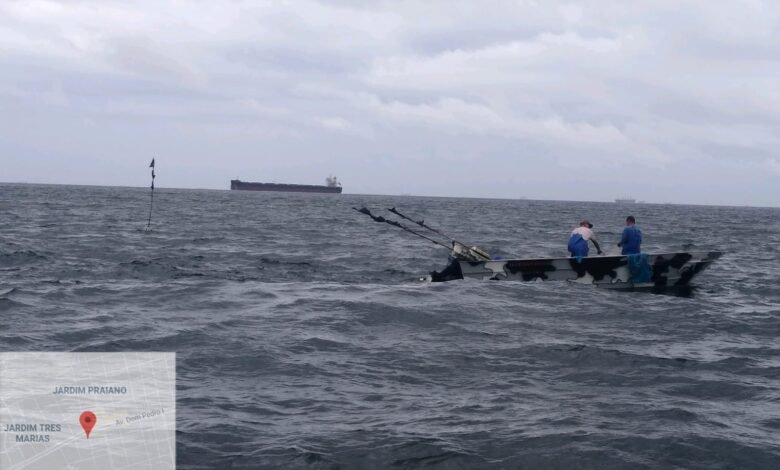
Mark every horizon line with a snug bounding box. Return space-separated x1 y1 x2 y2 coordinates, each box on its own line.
1 180 777 209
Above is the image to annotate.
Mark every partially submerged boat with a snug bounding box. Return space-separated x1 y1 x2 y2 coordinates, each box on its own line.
354 207 722 290
430 243 722 289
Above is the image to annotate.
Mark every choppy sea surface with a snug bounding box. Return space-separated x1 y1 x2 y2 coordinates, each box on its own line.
1 183 779 469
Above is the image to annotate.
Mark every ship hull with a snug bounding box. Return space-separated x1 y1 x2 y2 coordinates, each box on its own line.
230 180 342 193
431 251 722 289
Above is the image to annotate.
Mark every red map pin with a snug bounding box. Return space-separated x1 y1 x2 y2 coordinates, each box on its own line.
80 411 97 439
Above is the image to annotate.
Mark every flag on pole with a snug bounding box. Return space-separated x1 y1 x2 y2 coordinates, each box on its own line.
149 158 155 189
145 157 156 231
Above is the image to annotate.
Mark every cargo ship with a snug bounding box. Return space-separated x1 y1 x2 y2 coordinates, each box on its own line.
230 175 342 193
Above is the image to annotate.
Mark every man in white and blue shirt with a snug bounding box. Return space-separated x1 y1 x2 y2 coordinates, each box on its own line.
568 220 603 258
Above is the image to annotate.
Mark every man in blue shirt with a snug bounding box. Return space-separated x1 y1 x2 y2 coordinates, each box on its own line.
618 215 642 255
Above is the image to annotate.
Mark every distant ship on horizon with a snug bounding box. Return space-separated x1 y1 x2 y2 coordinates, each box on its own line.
614 197 636 204
230 175 343 193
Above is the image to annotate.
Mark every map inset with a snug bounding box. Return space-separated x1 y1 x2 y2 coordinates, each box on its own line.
0 352 175 470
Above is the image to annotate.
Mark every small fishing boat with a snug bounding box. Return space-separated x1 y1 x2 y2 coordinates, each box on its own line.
354 207 722 290
430 243 722 289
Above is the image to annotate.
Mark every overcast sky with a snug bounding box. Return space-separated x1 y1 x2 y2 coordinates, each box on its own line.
1 0 778 206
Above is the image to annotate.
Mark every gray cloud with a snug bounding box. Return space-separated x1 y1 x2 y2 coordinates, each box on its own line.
0 0 778 206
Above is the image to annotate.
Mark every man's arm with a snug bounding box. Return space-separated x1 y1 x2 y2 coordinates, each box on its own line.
591 238 603 255
618 227 628 247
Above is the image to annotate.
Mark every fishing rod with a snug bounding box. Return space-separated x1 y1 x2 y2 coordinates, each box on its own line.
387 207 492 261
388 207 461 243
354 207 493 261
352 207 452 250
144 158 155 232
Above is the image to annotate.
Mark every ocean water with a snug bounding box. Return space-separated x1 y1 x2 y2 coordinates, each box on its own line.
1 183 779 469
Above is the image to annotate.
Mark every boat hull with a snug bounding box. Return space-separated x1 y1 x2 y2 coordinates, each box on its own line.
431 251 722 288
230 180 342 193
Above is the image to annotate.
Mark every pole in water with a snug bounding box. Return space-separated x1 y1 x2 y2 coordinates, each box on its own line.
144 158 155 232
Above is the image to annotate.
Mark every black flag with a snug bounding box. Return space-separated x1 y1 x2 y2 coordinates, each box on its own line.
149 158 155 168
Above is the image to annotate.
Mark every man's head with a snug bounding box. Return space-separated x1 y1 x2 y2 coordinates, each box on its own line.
626 215 636 225
580 220 593 229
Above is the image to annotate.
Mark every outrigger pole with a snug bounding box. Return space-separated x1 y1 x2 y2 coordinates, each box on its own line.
144 158 155 232
388 207 462 244
387 207 492 261
352 207 452 250
353 207 493 262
